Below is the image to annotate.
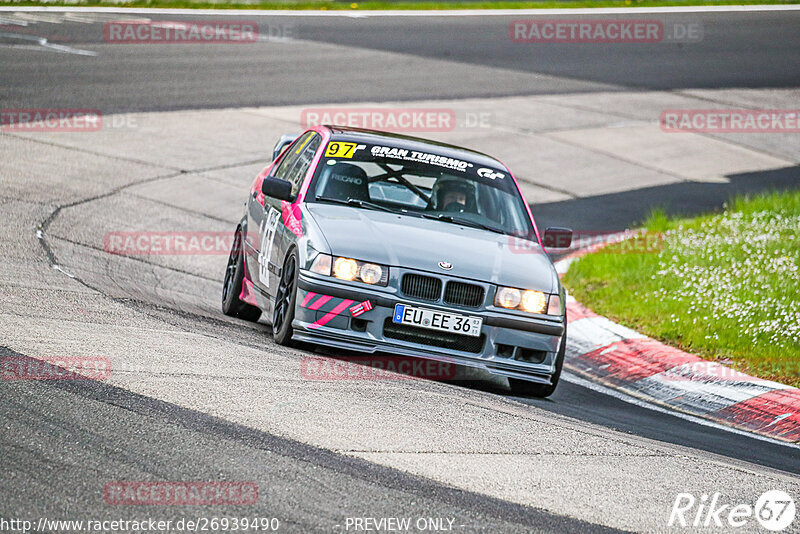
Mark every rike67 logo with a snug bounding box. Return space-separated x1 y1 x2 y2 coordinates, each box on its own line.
669 490 796 531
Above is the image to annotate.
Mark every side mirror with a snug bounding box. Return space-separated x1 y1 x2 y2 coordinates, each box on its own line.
543 227 573 249
272 134 298 161
262 177 295 202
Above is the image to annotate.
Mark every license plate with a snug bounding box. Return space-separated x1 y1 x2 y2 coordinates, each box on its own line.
392 304 482 337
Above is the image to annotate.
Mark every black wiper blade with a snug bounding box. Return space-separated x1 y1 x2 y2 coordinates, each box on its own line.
420 213 506 235
315 196 400 214
450 218 506 235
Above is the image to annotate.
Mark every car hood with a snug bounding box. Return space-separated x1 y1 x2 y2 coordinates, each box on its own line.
306 204 557 293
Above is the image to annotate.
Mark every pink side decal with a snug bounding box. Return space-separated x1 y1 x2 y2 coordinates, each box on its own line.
281 200 303 238
239 262 259 307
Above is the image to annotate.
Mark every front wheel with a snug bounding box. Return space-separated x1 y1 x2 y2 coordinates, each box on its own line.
508 322 566 398
222 226 261 323
273 249 298 346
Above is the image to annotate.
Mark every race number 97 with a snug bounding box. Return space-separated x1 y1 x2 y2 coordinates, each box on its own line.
325 142 358 158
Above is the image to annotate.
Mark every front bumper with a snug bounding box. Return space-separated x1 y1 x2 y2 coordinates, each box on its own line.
293 271 565 385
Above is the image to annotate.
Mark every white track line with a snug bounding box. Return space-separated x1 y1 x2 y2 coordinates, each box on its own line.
0 32 97 55
1 5 800 16
63 12 103 23
562 371 800 449
9 12 67 23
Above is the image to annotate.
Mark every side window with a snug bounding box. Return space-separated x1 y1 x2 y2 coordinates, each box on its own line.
273 132 313 182
285 134 321 195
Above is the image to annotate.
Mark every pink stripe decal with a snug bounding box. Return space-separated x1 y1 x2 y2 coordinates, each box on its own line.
308 295 332 311
300 292 317 308
309 299 355 330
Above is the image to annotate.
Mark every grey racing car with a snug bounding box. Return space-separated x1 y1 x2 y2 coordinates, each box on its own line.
222 126 573 397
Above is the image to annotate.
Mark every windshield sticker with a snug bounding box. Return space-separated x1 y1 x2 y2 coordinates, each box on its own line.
477 168 505 180
369 145 473 172
324 142 365 159
295 135 312 154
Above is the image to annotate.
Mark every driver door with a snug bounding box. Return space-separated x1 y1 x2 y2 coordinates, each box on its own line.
248 132 320 299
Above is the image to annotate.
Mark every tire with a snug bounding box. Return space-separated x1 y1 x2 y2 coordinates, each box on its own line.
272 248 298 346
508 321 566 398
222 226 262 323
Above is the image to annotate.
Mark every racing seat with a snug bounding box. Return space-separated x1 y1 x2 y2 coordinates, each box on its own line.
320 162 370 202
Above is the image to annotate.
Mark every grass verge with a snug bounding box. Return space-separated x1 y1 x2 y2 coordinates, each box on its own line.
563 190 800 388
1 0 799 10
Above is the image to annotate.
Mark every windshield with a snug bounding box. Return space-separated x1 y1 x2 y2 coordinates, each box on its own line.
309 141 533 236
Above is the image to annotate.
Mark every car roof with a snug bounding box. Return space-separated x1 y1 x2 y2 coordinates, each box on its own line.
323 125 505 170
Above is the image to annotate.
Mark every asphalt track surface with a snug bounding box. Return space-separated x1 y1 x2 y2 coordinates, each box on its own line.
2 11 800 112
1 8 800 533
0 347 616 533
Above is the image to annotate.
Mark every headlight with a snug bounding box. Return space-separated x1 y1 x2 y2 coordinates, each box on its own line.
333 257 358 281
310 253 388 286
495 286 550 315
496 287 521 309
359 263 383 285
520 290 547 314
